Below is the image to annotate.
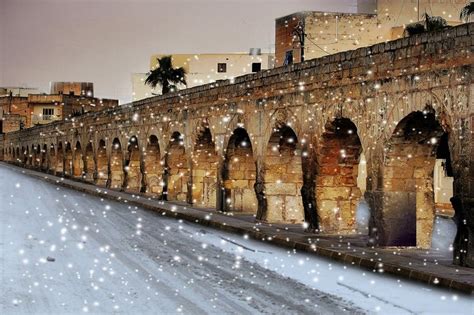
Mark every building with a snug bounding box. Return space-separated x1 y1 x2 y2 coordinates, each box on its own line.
275 0 465 66
0 82 118 133
0 87 40 97
50 81 94 97
28 93 118 126
132 52 274 101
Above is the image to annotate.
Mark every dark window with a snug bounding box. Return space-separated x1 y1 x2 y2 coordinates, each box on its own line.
42 108 54 120
251 62 261 72
284 50 293 65
69 91 74 96
217 63 227 73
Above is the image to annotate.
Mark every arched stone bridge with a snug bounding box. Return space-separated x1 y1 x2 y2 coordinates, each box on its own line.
2 24 473 267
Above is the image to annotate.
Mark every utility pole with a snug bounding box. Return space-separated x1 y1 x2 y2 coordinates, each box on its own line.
293 21 305 63
417 0 420 21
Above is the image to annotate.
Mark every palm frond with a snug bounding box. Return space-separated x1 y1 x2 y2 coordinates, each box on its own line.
144 55 187 94
460 2 474 22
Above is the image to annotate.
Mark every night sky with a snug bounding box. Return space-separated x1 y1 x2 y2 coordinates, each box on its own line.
0 0 360 103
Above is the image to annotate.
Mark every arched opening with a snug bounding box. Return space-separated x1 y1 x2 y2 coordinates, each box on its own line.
15 147 20 163
64 142 73 176
124 136 142 192
49 144 56 173
317 118 363 234
109 138 124 189
72 141 83 178
96 139 108 186
191 127 218 208
222 127 257 213
264 125 304 223
41 144 48 170
56 142 64 175
382 110 452 248
144 135 163 195
163 132 188 202
84 142 95 182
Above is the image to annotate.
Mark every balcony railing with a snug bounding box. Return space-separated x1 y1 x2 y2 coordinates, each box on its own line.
31 114 61 125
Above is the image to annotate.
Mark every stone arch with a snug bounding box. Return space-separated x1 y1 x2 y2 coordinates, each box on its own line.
56 142 64 175
316 118 363 234
96 139 108 186
379 109 451 248
263 124 304 223
222 127 257 213
41 144 48 170
163 131 188 202
72 141 84 178
124 135 143 192
221 114 258 160
84 142 95 182
262 108 302 154
143 135 163 196
64 142 73 176
49 144 56 174
384 91 448 139
109 138 124 189
191 125 219 208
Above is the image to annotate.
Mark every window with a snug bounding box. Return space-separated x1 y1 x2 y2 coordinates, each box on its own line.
42 108 54 120
251 62 262 72
284 50 293 65
217 63 227 73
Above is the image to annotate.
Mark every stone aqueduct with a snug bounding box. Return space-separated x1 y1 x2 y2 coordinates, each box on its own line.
1 24 473 267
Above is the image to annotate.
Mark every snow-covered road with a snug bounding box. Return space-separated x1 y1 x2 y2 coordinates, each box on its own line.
1 166 472 315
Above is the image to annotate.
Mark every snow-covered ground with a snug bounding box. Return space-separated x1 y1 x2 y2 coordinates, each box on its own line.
1 166 472 315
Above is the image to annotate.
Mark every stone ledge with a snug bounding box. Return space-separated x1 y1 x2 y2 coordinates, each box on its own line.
2 161 473 295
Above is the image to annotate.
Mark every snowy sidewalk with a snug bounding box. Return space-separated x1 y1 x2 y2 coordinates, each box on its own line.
3 162 473 294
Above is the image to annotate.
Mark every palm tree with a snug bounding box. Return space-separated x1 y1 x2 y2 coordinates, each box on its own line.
460 2 474 22
145 56 187 95
424 13 447 32
404 13 448 36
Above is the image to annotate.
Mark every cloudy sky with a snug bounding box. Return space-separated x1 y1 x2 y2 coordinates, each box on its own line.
0 0 362 103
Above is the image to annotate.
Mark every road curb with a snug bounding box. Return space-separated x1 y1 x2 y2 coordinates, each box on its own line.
3 162 473 295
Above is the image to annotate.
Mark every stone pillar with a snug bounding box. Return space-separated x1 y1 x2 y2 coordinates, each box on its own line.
452 113 474 267
301 147 318 231
254 157 267 221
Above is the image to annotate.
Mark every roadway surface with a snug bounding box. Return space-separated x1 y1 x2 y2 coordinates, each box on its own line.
1 165 472 314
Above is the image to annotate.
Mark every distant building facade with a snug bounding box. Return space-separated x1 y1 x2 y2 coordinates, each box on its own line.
275 0 465 66
0 82 117 133
0 87 40 97
132 52 274 101
50 81 94 97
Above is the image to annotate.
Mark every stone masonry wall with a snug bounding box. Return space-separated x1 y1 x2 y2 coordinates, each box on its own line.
2 24 473 266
